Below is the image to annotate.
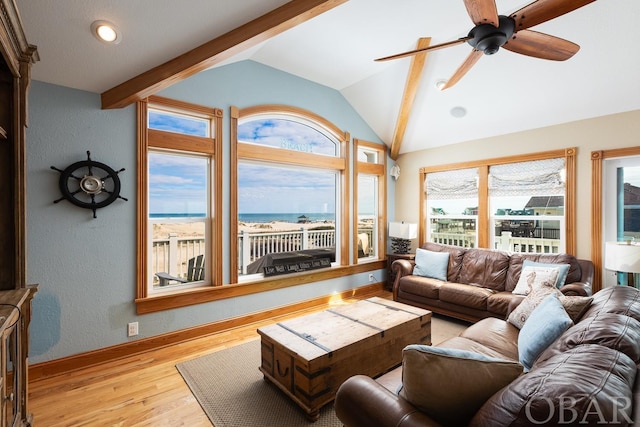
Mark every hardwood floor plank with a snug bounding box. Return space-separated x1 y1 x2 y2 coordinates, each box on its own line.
30 290 389 426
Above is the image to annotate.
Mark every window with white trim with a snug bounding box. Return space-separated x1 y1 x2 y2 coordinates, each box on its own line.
423 149 575 254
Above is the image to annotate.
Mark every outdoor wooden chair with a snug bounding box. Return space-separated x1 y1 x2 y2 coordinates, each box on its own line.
156 254 205 286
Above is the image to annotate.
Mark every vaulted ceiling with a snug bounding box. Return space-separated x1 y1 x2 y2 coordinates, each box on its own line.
16 0 640 155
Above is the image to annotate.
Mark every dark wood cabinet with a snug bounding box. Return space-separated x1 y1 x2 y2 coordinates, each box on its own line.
386 253 415 291
0 0 38 291
0 288 36 427
0 1 39 426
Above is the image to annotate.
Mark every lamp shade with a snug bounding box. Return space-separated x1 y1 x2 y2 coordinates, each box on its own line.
388 222 418 239
605 242 640 274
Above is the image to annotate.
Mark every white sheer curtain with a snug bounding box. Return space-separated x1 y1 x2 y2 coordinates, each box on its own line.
489 158 565 196
425 168 478 199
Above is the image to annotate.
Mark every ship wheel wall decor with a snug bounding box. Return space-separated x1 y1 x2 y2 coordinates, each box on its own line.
51 151 127 218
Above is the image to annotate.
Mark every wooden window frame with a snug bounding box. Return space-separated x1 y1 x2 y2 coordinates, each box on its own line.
230 104 350 284
590 147 640 292
354 139 387 262
135 96 223 313
420 148 577 253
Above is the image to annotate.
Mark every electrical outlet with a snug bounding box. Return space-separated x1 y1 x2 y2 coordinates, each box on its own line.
127 322 139 337
368 273 375 282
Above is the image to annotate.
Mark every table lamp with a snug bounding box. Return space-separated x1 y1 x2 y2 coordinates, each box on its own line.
388 222 417 254
604 241 640 286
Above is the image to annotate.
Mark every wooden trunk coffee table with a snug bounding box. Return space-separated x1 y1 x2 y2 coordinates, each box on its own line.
257 297 431 421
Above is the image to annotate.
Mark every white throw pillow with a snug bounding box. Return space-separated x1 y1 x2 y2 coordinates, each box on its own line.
512 266 560 296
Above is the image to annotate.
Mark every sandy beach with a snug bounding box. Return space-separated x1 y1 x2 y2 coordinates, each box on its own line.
152 220 336 240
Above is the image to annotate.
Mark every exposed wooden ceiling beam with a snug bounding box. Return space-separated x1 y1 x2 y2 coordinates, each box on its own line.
101 0 348 109
390 37 431 160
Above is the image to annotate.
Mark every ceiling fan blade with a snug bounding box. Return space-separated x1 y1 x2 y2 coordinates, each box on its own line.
441 49 484 90
463 0 499 26
510 0 596 31
503 29 579 61
375 37 471 62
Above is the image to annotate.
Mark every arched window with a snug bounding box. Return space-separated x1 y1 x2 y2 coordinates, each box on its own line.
231 105 349 282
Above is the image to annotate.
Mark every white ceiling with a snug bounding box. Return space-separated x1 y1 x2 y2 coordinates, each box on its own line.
16 0 640 154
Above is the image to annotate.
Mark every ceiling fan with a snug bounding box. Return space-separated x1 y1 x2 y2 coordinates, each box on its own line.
376 0 596 90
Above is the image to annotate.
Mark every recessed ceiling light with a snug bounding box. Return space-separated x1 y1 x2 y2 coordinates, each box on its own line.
450 106 467 118
91 20 122 44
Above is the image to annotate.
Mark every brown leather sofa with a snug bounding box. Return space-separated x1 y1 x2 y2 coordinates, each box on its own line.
335 285 640 426
392 242 593 322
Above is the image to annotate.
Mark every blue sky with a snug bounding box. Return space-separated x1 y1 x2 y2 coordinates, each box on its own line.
148 152 208 215
148 113 342 215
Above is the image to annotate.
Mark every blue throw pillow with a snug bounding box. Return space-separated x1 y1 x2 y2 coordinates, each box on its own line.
518 293 573 372
522 259 570 288
413 248 449 281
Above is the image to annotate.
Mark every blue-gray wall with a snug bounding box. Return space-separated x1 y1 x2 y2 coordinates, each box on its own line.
26 60 388 363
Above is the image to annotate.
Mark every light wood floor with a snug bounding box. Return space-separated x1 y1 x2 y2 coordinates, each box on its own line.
29 289 391 427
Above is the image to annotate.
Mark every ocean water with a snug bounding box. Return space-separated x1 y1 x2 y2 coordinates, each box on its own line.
150 213 335 223
239 213 335 223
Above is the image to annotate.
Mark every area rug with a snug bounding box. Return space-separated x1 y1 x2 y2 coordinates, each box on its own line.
176 314 468 427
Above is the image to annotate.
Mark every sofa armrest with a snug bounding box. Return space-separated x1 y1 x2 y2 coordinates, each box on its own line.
392 259 415 299
565 259 594 296
560 282 591 297
335 375 443 427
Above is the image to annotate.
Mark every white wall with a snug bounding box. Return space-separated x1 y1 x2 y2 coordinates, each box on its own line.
393 109 640 261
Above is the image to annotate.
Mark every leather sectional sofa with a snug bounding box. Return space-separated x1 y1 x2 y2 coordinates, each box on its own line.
392 242 594 322
335 285 640 426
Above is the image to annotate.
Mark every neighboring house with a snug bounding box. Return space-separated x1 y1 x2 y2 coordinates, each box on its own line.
624 183 640 237
524 196 565 216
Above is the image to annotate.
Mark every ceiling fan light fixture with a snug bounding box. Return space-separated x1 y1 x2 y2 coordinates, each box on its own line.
91 20 122 44
467 16 515 55
435 79 447 91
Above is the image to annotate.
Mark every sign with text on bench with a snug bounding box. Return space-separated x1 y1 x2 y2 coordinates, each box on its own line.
263 257 331 277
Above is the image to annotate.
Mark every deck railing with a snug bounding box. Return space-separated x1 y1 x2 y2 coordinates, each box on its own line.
151 233 206 284
237 228 336 274
430 231 561 254
153 229 557 283
151 227 375 281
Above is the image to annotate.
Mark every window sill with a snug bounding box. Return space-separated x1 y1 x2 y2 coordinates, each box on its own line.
135 260 385 314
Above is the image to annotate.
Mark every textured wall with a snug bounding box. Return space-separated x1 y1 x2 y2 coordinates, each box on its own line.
26 61 385 363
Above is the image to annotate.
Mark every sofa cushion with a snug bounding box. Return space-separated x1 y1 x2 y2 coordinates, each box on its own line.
512 265 560 295
535 312 640 367
439 282 495 311
471 345 637 427
398 345 523 426
413 248 449 280
518 293 573 371
522 259 571 288
582 285 640 322
457 248 510 291
397 275 443 299
486 291 517 316
459 317 520 361
505 253 582 292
